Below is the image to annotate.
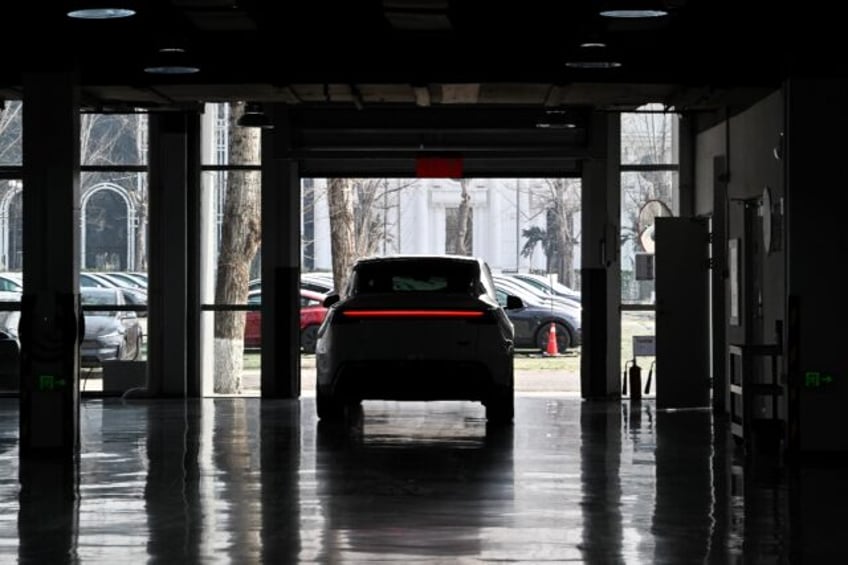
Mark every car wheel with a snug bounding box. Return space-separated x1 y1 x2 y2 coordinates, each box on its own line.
301 325 319 354
316 388 346 421
485 386 514 425
535 322 571 353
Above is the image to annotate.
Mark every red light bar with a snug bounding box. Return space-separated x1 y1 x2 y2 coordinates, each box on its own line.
342 309 484 319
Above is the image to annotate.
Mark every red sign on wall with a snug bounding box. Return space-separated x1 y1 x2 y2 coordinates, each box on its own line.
415 156 464 178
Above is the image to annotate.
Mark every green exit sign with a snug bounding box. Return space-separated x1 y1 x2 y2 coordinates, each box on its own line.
38 375 67 391
804 371 834 388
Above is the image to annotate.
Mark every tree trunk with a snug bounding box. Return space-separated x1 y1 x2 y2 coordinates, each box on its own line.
457 179 472 255
562 213 575 288
328 178 356 296
214 102 262 394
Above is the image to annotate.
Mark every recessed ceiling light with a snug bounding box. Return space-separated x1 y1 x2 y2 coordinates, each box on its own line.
565 61 622 69
67 7 135 19
536 122 576 129
599 9 667 18
580 41 608 48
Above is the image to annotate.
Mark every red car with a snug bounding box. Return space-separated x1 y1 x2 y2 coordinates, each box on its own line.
244 288 328 353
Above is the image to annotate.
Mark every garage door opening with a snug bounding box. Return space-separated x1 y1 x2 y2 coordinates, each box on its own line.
300 177 582 398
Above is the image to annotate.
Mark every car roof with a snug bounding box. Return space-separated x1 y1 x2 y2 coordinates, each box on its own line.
353 254 483 266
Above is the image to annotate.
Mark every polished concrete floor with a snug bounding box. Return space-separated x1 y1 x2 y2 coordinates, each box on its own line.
0 396 844 564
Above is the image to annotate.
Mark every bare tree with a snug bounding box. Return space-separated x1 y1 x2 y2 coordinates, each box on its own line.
520 179 581 287
456 179 472 255
620 110 674 249
322 178 417 289
327 178 356 296
214 102 262 394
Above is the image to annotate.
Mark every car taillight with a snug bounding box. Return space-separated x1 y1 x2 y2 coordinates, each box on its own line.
341 309 485 319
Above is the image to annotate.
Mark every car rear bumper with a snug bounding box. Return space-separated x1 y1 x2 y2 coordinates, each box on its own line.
322 358 511 401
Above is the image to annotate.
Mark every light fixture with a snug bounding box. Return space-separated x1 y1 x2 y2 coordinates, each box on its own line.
237 103 274 129
565 60 622 69
598 1 668 18
143 47 200 75
67 2 135 19
580 41 608 49
536 109 577 129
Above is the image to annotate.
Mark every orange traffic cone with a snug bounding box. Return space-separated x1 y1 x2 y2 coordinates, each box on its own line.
545 322 559 356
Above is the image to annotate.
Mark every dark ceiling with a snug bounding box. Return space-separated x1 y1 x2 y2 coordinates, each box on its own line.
0 1 815 114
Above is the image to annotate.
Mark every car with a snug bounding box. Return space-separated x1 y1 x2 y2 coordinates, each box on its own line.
493 273 580 310
508 272 581 302
315 254 522 424
0 273 23 294
492 282 581 352
0 308 20 391
79 286 144 367
243 288 328 353
300 272 335 295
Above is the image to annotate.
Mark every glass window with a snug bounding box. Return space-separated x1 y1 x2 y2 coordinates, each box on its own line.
620 104 679 166
81 113 148 166
0 101 22 166
621 310 656 395
620 171 678 304
81 172 148 273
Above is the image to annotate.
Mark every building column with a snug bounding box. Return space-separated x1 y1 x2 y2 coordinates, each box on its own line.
20 70 81 457
580 112 622 399
261 107 301 398
147 112 199 397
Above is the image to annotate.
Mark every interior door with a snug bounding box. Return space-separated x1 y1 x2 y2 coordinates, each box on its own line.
655 217 710 409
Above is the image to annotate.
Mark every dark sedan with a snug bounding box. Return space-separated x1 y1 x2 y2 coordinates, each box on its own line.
494 287 581 352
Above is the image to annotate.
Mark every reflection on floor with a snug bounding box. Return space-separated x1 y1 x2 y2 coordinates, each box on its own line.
0 396 843 563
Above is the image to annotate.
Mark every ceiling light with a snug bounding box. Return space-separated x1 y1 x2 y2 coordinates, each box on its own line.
597 0 668 18
536 122 576 129
143 48 200 75
565 61 622 69
237 103 274 129
67 2 135 19
600 9 667 17
580 41 608 48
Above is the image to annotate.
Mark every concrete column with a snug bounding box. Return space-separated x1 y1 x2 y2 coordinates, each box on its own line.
147 113 196 397
20 71 81 457
262 107 301 398
580 112 621 400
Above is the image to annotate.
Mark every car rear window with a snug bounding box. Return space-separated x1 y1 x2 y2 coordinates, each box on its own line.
352 260 480 295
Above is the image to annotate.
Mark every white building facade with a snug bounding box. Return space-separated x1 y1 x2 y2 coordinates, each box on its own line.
306 177 581 278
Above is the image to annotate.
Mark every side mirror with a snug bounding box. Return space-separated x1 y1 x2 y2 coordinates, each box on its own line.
505 295 524 309
323 294 340 308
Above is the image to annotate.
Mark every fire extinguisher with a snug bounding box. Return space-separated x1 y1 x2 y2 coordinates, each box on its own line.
629 359 642 402
644 360 655 395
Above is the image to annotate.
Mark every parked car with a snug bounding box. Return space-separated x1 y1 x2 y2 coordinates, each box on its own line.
300 272 335 295
508 272 581 302
0 309 20 390
315 254 522 424
492 282 581 352
0 273 22 294
244 288 328 353
79 287 144 367
493 273 580 310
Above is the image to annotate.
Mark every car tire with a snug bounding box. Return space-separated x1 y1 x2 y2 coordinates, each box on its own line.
485 387 514 425
535 322 571 353
301 325 319 354
316 388 346 421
